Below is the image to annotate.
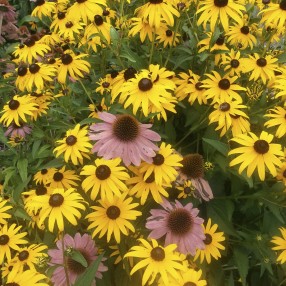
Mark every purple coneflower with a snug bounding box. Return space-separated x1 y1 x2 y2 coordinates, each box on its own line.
48 233 107 286
89 112 161 166
146 199 205 255
4 122 32 138
179 153 213 201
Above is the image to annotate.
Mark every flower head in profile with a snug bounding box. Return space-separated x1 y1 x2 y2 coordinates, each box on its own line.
4 122 32 139
271 227 286 264
229 131 284 181
31 0 56 19
194 219 225 264
124 238 184 285
89 112 161 166
86 193 141 243
54 124 92 165
146 199 205 255
0 198 12 225
48 233 107 286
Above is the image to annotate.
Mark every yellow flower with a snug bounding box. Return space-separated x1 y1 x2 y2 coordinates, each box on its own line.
54 124 92 165
49 166 80 189
271 227 286 264
156 25 180 48
128 17 155 42
264 106 286 138
86 193 141 243
0 198 12 225
5 269 49 286
31 0 56 19
229 131 284 181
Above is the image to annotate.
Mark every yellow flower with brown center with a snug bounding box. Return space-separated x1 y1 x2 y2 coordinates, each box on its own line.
271 227 286 264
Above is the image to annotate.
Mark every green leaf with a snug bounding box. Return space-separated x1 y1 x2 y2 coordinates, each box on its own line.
32 140 42 159
277 52 286 63
17 158 28 182
202 137 229 156
13 207 31 221
70 250 88 268
233 247 249 286
18 15 39 25
74 253 104 286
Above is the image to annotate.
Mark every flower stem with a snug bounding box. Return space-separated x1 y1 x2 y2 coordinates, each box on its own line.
78 79 95 105
61 233 71 286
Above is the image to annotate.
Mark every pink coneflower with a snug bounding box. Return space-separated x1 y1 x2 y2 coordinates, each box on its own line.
179 153 213 201
48 233 107 286
146 199 205 255
4 122 32 138
89 112 161 166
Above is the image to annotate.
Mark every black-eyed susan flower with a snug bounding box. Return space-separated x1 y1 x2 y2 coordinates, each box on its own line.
179 153 214 201
31 0 56 19
86 193 142 243
202 71 245 103
57 51 91 84
58 19 84 41
33 168 56 185
156 25 180 48
221 49 244 76
80 157 129 201
259 0 286 30
135 0 180 29
25 63 57 92
158 268 207 286
194 218 225 264
0 95 38 127
48 233 107 285
226 23 257 49
124 239 184 286
85 15 111 43
13 37 51 64
271 227 286 264
50 11 68 32
139 142 182 185
209 98 248 137
29 188 85 232
128 17 155 42
264 106 286 138
54 124 92 165
15 65 30 92
229 131 284 181
89 112 161 166
177 180 196 199
67 0 106 24
276 162 286 185
241 53 279 84
197 0 245 32
5 269 49 286
230 114 251 136
0 224 27 264
13 244 48 273
174 70 195 101
49 166 80 189
88 98 108 118
95 74 112 95
146 199 205 255
0 198 12 225
128 165 171 205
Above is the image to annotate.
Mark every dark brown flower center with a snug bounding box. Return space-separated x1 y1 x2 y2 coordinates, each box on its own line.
149 0 163 3
106 206 121 219
61 54 73 65
29 64 40 74
6 283 20 286
177 2 186 9
53 172 64 182
214 0 228 7
138 78 153 91
67 250 89 274
49 193 64 207
102 9 110 16
36 0 45 5
184 187 192 194
111 70 119 78
183 283 197 286
96 165 111 180
256 58 267 67
166 30 173 37
65 21 73 28
112 115 139 142
218 79 230 90
18 66 28 76
152 154 165 165
167 208 193 235
230 59 240 68
195 82 204 91
24 37 36 47
35 184 48 195
95 105 103 112
41 168 48 174
204 233 213 245
57 12 66 19
66 135 77 146
0 234 9 245
280 0 286 10
283 170 286 178
18 250 29 261
150 246 165 261
216 36 224 45
124 67 137 81
94 15 103 26
180 154 204 178
219 102 230 111
240 26 250 34
253 139 269 154
262 0 270 3
102 82 110 88
77 0 86 3
8 99 20 110
145 172 155 183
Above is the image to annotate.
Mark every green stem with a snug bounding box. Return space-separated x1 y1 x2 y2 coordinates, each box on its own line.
78 79 95 105
62 233 71 286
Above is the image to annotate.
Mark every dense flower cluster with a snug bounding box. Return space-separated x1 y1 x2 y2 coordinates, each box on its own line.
0 0 286 285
